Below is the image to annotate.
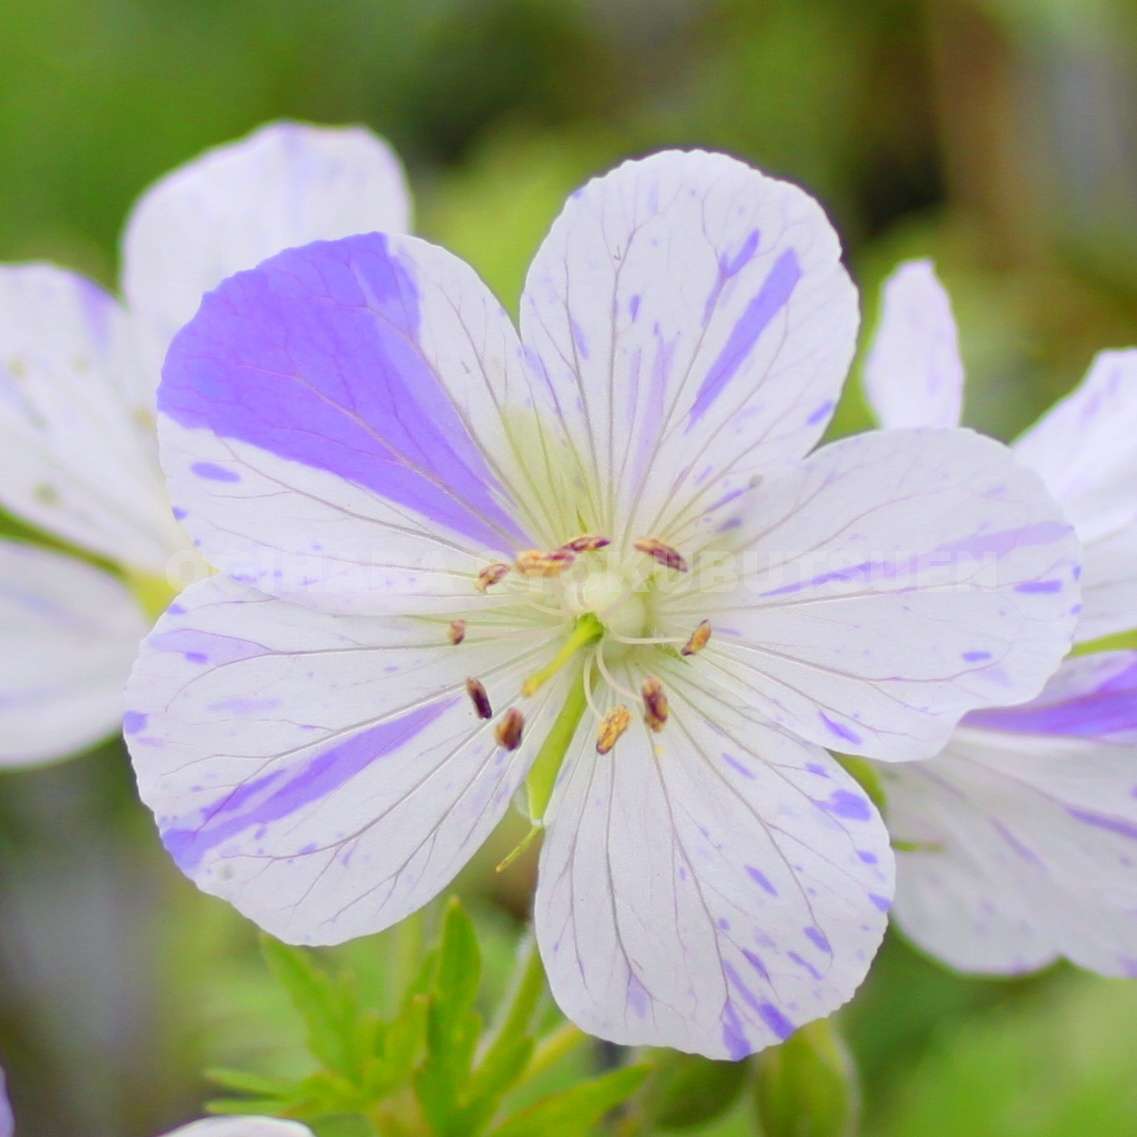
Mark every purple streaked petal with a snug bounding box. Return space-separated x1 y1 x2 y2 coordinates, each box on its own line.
535 671 892 1059
520 150 857 547
126 574 565 944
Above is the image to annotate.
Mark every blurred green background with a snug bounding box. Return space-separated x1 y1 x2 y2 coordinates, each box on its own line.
2 0 1136 1134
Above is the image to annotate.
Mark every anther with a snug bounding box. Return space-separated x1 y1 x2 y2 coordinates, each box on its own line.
642 675 669 732
466 677 493 719
634 537 688 573
562 533 611 554
596 705 632 754
448 619 467 645
516 548 576 577
681 619 712 657
495 707 525 750
476 563 510 592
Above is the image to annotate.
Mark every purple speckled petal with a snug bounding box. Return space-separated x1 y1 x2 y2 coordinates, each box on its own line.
1013 349 1137 643
123 120 412 410
125 574 567 944
0 540 147 768
667 428 1081 762
520 150 858 545
159 232 551 613
0 1065 12 1137
863 260 964 430
886 652 1137 977
535 658 892 1059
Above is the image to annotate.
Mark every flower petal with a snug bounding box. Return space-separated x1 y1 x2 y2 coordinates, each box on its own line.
884 652 1137 976
160 1121 313 1137
863 260 964 430
125 574 565 944
667 428 1081 761
534 659 893 1059
159 232 553 612
1013 349 1137 642
0 1065 11 1137
520 150 858 543
123 120 412 408
0 540 147 767
0 265 174 571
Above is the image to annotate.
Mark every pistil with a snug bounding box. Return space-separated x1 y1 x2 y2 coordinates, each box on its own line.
521 612 604 696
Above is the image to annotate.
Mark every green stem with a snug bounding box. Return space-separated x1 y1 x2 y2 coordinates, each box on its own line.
525 666 591 822
520 1022 589 1084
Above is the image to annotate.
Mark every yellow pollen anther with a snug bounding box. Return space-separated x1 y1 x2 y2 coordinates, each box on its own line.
476 562 510 592
561 533 611 553
465 677 493 720
596 705 632 754
448 619 467 645
681 619 712 656
642 675 669 732
516 547 576 577
634 537 688 573
495 707 525 751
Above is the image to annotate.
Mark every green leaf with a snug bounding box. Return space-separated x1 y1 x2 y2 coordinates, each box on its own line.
205 1067 299 1098
435 897 482 1019
489 1064 651 1137
260 935 360 1080
754 1019 860 1137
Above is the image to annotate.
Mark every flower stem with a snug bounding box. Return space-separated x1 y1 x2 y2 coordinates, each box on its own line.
525 664 592 821
479 933 545 1063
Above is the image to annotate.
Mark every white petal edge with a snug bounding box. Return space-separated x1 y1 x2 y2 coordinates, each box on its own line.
863 259 964 430
125 574 567 944
1013 348 1137 642
160 1120 313 1137
520 149 859 547
0 540 147 768
0 264 174 571
122 120 413 410
665 427 1081 762
535 657 893 1059
884 652 1137 977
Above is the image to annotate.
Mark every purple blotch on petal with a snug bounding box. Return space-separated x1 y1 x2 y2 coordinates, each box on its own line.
818 789 872 822
123 711 148 734
746 865 778 896
191 461 240 483
819 711 862 745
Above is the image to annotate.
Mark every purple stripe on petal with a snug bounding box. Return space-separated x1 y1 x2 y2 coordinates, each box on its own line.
746 865 778 895
721 1000 750 1061
788 951 822 980
1066 807 1137 842
817 789 872 821
723 752 756 779
191 461 240 482
965 657 1137 741
160 234 528 553
123 711 148 734
819 711 862 745
1014 579 1062 594
688 248 801 426
162 697 456 872
758 1001 796 1041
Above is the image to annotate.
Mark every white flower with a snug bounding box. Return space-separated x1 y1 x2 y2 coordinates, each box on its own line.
0 121 411 766
0 1061 310 1137
865 259 1137 976
126 151 1079 1057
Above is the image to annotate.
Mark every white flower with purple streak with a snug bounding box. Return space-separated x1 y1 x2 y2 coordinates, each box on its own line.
125 151 1080 1058
865 259 1137 976
0 121 411 767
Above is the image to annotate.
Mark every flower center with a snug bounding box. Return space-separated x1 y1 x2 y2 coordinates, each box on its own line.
567 568 649 641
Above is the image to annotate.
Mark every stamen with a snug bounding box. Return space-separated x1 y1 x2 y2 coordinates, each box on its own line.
561 533 611 553
582 649 603 719
594 643 640 701
681 619 712 656
642 675 669 732
476 562 510 592
496 824 542 872
516 547 576 577
465 677 493 720
448 619 467 645
495 707 525 751
522 613 604 696
596 705 632 754
634 537 688 573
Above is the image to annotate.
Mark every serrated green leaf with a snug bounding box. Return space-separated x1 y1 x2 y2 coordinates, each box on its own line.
489 1063 651 1137
261 935 360 1079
